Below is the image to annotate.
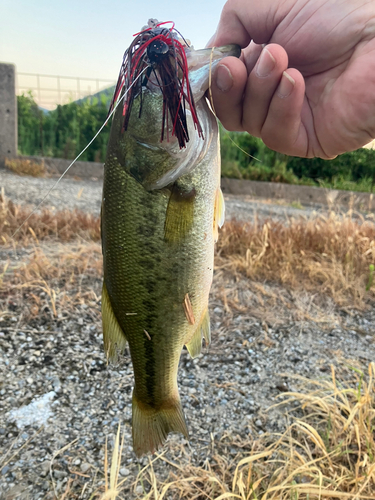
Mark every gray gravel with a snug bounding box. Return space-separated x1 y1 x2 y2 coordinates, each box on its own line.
1 170 374 499
0 169 318 221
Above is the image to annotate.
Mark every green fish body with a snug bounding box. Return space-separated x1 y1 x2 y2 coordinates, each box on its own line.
101 32 240 456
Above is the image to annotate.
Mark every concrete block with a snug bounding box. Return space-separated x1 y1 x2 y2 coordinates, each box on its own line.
0 63 17 163
221 177 375 211
19 155 104 179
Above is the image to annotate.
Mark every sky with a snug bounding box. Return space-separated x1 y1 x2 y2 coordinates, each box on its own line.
1 0 226 89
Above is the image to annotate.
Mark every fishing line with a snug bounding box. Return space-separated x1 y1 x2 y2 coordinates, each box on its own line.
208 47 260 163
12 67 148 238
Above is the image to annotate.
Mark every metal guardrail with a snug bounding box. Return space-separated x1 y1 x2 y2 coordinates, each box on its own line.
16 72 116 110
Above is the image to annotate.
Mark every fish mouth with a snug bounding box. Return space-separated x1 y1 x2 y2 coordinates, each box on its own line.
186 44 241 101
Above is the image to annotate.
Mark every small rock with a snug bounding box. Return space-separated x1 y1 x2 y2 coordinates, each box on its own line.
80 462 91 474
40 462 50 478
120 467 130 477
42 480 50 491
1 465 10 475
54 470 67 479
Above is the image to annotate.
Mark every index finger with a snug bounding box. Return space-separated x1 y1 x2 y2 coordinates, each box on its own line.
211 0 287 47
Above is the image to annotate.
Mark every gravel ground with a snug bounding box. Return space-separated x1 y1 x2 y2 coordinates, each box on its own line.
1 170 374 499
0 169 318 221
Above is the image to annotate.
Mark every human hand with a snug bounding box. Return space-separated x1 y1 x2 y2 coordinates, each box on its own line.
208 0 375 158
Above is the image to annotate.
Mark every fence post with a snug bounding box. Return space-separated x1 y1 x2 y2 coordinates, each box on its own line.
0 63 17 165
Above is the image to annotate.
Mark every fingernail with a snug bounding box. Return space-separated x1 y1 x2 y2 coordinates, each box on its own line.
256 48 276 77
216 64 233 92
277 71 295 98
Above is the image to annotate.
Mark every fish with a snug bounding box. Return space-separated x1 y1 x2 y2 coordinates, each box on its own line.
101 20 240 457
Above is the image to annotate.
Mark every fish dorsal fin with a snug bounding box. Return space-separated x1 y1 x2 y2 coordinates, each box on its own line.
213 187 225 242
164 184 196 244
102 281 127 362
185 308 210 358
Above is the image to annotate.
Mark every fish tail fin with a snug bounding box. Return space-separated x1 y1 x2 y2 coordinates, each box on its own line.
132 392 188 457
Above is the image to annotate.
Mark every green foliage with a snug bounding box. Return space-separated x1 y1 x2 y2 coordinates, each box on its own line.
17 92 112 162
17 96 375 192
220 126 314 185
220 125 375 192
17 92 44 156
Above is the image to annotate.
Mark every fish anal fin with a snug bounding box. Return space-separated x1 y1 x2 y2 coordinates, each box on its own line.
132 392 188 457
102 281 127 362
201 308 211 345
213 187 225 243
185 307 210 358
185 327 202 359
164 184 196 244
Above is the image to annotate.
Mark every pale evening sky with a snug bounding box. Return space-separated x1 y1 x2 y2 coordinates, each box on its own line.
0 0 227 80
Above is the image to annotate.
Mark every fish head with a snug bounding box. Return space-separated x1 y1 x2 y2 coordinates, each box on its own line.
108 29 240 190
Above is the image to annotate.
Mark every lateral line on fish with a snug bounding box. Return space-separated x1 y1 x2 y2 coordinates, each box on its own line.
11 66 149 239
208 47 260 163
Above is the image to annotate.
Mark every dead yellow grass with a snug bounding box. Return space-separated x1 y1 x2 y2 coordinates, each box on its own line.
216 213 375 307
125 363 375 500
1 202 374 316
0 243 102 320
5 157 46 177
2 363 374 499
0 194 100 246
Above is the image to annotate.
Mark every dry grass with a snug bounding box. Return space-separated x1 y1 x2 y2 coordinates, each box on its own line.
0 243 102 321
2 364 374 499
5 157 46 177
0 193 100 246
94 363 375 499
1 201 374 320
0 196 101 320
216 213 375 307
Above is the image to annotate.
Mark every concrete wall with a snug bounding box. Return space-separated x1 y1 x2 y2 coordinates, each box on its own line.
221 177 375 211
0 63 17 162
20 155 104 179
9 156 373 210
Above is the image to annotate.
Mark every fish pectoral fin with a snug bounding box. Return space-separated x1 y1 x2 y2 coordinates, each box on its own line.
132 392 188 457
102 282 127 362
185 308 210 358
164 184 196 244
213 187 225 243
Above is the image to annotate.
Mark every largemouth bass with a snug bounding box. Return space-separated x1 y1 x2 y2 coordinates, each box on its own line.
101 20 240 457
